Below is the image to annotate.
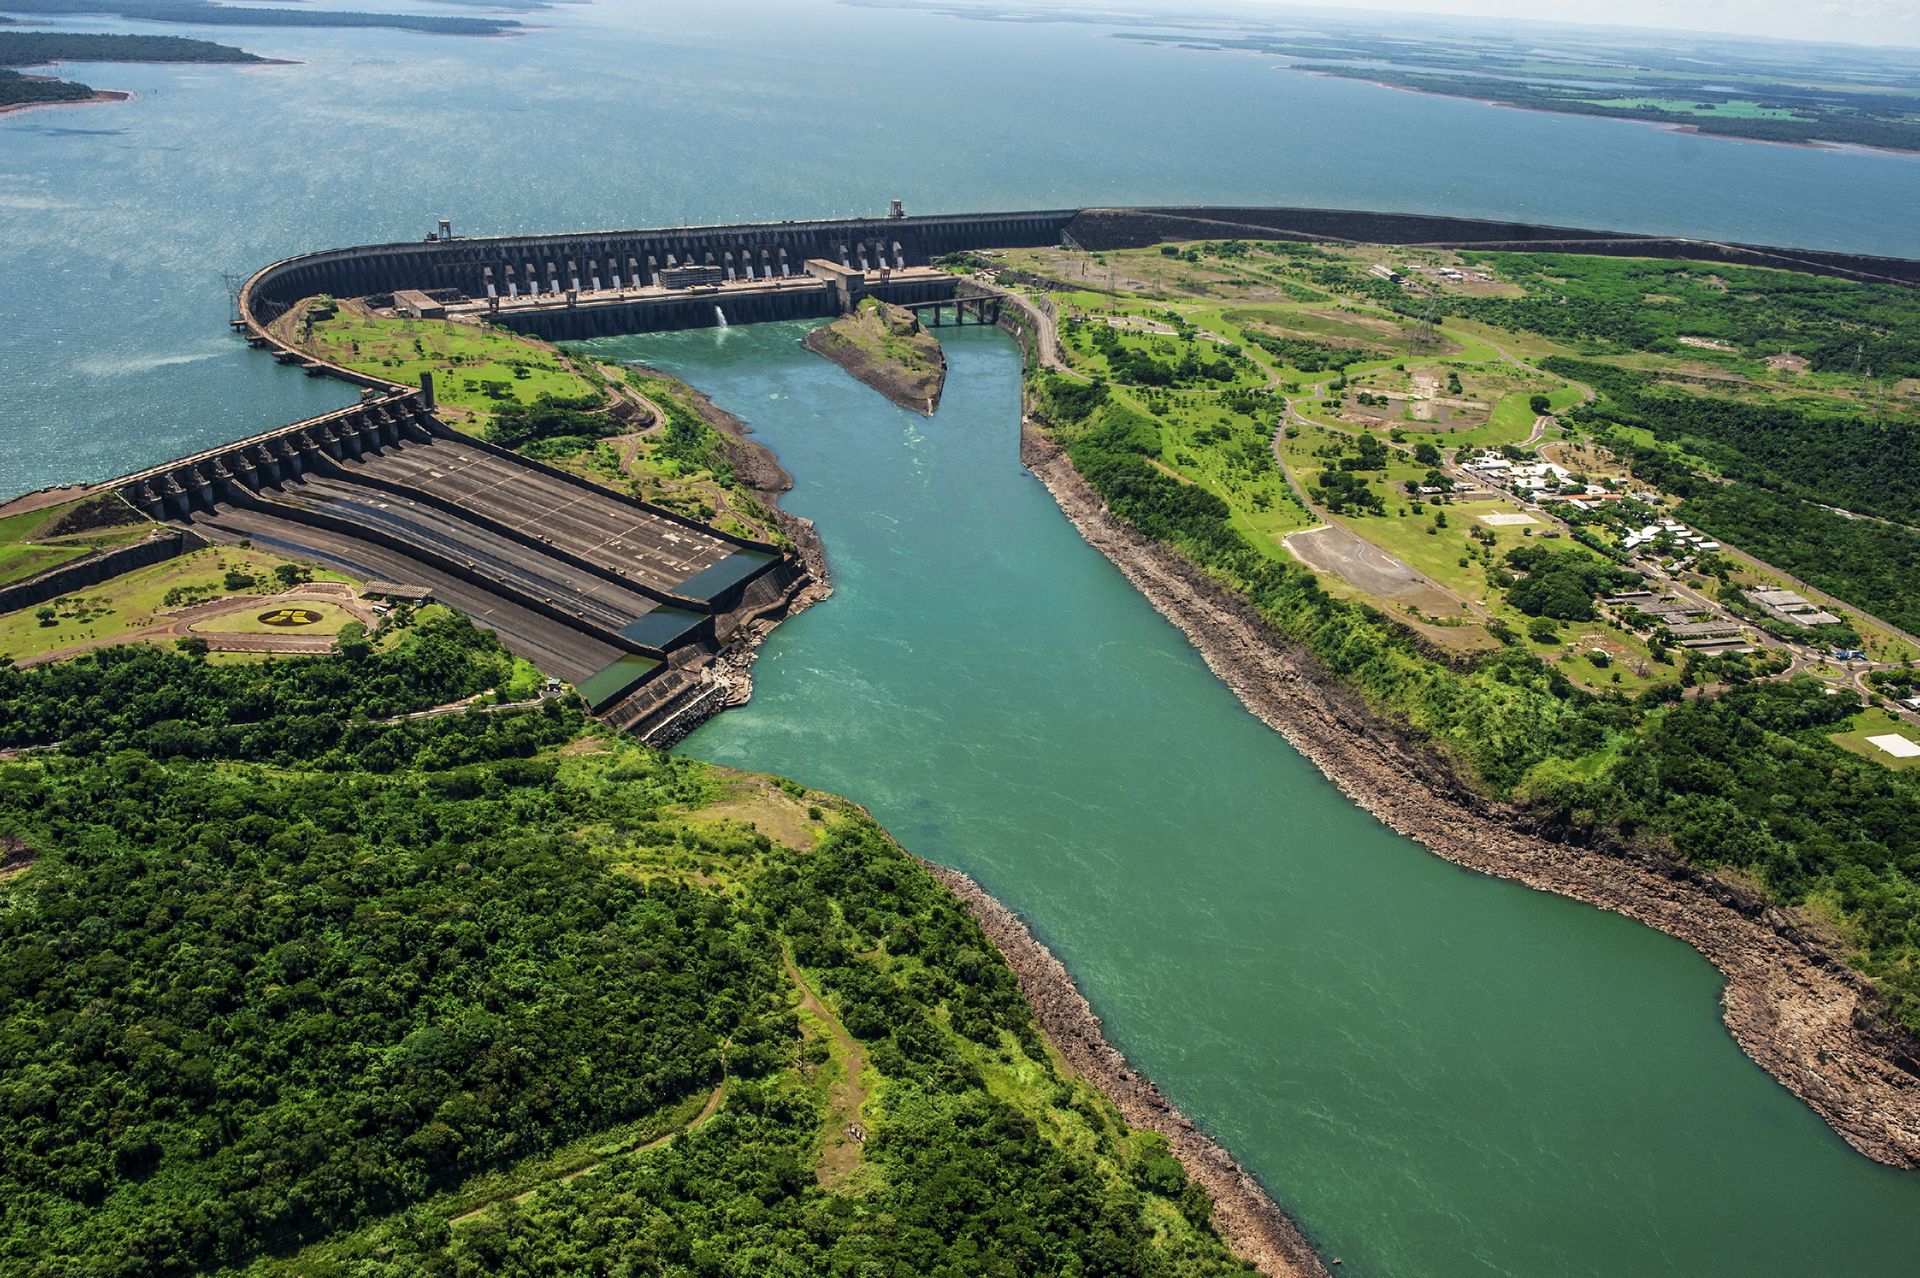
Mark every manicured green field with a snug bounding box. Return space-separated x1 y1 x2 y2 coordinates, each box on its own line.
187 598 357 636
0 542 90 586
1829 707 1920 772
0 547 351 663
0 495 156 586
301 309 605 422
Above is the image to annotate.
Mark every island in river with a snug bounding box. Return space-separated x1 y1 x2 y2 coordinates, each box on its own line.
804 295 948 414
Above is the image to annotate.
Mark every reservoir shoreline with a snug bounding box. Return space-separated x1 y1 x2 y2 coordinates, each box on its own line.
1013 418 1920 1171
0 88 130 116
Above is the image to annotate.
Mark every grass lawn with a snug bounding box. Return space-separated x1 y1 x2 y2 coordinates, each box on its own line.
0 494 156 586
0 547 353 664
1828 707 1920 772
296 305 605 425
0 542 91 586
188 599 357 636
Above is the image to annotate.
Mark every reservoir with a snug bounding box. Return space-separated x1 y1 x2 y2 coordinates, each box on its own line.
5 0 1920 1270
591 320 1920 1277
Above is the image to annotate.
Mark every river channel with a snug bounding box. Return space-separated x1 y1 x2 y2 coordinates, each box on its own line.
582 321 1920 1278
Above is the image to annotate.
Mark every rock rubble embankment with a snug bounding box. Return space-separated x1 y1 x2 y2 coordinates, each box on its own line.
1019 420 1920 1171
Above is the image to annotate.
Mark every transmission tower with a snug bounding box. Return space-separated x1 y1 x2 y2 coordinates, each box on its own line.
1414 296 1440 348
221 271 246 326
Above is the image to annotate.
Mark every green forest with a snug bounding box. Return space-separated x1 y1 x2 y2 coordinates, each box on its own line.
0 617 1256 1276
1549 357 1920 635
0 66 94 106
1458 255 1920 379
0 29 263 107
0 2 518 36
0 32 263 66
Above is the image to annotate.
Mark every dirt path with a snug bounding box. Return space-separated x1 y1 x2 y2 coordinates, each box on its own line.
450 1079 728 1226
785 954 869 1186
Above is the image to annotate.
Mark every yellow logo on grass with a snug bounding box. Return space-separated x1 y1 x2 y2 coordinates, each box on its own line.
258 608 323 627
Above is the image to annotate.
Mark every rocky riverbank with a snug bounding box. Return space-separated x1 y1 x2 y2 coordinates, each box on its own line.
802 298 946 415
1018 422 1920 1170
921 857 1333 1278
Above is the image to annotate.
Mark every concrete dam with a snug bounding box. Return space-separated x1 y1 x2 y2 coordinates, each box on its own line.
84 202 1920 730
238 205 1920 350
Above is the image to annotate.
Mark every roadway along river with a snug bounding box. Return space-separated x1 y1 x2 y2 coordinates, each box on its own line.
584 320 1920 1278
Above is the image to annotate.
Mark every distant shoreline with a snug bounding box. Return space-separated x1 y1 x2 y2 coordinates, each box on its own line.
1289 68 1920 159
0 88 131 117
1 56 301 119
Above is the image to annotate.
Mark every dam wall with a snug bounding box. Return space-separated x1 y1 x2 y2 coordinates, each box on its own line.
241 209 1080 327
237 208 1920 358
113 395 436 522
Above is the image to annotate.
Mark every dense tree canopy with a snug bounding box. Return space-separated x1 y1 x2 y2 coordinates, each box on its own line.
0 618 1255 1276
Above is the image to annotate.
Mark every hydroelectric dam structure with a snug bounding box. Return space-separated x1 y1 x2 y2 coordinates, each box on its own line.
63 203 1920 731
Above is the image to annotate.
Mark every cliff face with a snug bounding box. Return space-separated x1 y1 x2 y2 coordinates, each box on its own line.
803 298 947 415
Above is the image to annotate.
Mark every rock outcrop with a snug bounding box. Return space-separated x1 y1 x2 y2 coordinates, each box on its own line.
803 298 946 415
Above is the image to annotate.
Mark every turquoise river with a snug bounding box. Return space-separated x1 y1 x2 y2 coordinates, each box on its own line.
5 0 1920 1272
594 322 1920 1277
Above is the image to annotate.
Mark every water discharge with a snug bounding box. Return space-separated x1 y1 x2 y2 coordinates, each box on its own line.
580 321 1920 1278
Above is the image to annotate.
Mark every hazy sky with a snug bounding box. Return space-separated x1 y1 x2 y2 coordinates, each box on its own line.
1224 0 1920 48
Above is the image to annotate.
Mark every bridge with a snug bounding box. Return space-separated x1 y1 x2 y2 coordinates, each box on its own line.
900 293 1003 327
